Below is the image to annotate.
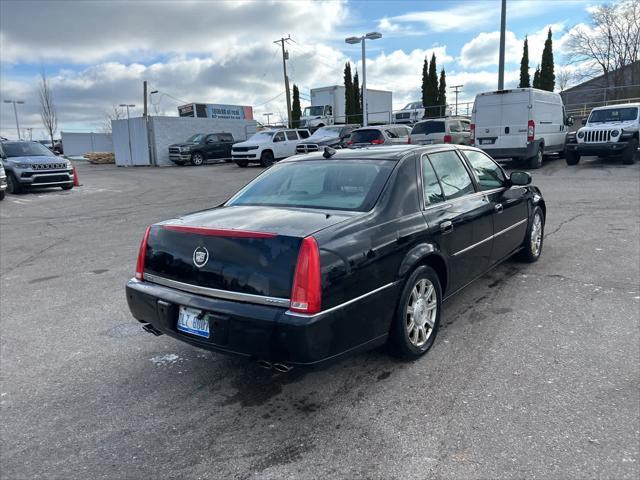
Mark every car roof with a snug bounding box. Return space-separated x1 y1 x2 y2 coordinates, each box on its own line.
591 103 640 110
353 124 411 131
282 144 480 163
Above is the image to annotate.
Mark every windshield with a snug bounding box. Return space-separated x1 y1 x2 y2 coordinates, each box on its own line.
402 102 421 110
226 160 394 212
310 126 343 138
588 107 638 123
248 131 276 142
303 106 325 117
3 142 56 158
186 134 205 143
411 121 445 135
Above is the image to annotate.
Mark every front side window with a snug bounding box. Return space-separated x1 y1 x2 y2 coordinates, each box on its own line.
428 150 475 200
464 150 506 190
273 132 285 142
286 131 298 141
421 156 445 205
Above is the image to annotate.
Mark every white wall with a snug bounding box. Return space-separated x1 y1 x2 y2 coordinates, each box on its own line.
61 132 113 156
149 116 258 166
112 118 150 166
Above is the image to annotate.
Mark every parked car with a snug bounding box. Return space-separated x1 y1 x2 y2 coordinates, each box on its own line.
232 128 311 167
472 88 571 169
168 133 234 166
0 141 74 193
295 125 359 154
126 144 545 369
0 163 6 200
393 101 425 124
347 125 412 147
565 103 639 165
409 117 472 146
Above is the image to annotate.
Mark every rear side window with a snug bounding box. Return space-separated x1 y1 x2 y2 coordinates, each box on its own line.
351 129 384 144
218 134 233 142
394 127 410 138
286 131 298 141
298 130 310 139
428 150 475 200
412 121 445 135
464 150 506 190
421 156 445 205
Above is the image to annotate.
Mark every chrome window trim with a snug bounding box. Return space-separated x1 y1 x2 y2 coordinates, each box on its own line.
285 282 398 318
452 218 528 257
144 273 291 307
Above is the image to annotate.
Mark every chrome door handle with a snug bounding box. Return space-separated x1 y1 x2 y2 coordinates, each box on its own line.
440 221 453 234
494 203 504 214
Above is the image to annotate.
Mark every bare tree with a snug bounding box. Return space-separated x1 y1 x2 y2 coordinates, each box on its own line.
566 0 640 99
100 104 125 134
39 68 58 146
556 69 572 92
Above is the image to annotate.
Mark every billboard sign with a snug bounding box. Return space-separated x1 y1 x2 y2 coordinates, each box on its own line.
178 103 254 120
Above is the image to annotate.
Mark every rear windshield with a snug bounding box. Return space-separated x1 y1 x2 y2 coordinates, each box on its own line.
588 107 638 123
411 121 445 135
350 129 384 144
2 142 55 157
226 160 394 212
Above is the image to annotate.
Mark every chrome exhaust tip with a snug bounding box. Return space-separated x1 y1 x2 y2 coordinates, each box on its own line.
272 363 293 373
142 324 163 336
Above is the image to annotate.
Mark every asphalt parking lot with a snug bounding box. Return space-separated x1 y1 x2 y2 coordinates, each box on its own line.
1 155 639 479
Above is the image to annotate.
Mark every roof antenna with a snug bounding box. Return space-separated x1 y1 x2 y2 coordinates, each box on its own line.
323 146 336 158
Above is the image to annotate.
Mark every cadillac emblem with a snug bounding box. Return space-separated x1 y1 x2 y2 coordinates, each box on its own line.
193 246 209 268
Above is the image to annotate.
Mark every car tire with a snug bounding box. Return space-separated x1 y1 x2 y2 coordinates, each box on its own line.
528 146 543 169
260 150 274 168
61 185 73 190
174 161 186 166
389 265 442 360
0 191 4 200
224 159 233 163
565 150 580 165
6 173 22 194
236 161 248 168
190 153 205 166
622 138 638 165
518 206 545 263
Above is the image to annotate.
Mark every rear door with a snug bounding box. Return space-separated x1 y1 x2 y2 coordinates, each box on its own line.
272 131 286 158
203 134 219 159
420 150 493 292
497 90 529 150
284 130 299 156
462 149 528 263
218 134 233 158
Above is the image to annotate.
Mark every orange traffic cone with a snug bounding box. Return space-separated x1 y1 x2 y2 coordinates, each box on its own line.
72 165 80 187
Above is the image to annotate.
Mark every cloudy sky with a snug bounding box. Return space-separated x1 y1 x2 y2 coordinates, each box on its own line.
0 0 608 139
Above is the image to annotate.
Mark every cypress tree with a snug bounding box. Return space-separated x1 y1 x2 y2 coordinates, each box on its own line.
533 65 541 89
437 69 447 117
291 84 302 128
344 62 353 122
353 69 361 125
421 56 428 116
539 28 555 91
519 36 530 88
426 53 439 118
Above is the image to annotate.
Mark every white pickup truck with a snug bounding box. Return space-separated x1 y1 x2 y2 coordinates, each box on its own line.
231 128 310 167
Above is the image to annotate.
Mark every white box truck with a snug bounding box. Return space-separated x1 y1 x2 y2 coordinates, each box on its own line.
471 88 571 168
300 85 392 130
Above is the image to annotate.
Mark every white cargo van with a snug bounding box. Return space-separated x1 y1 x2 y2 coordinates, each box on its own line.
471 88 571 168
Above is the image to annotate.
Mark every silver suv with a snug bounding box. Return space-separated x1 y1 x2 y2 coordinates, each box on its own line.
409 117 472 146
347 125 411 147
1 141 74 193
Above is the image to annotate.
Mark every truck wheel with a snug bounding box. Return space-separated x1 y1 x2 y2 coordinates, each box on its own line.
528 146 543 169
7 173 22 194
190 153 205 166
565 150 580 165
260 150 274 167
236 161 248 168
622 138 638 165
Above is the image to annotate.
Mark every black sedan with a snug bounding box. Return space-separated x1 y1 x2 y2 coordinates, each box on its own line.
126 145 546 369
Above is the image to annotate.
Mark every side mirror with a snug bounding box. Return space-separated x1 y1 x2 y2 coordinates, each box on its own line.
581 118 587 126
510 171 532 186
565 116 574 126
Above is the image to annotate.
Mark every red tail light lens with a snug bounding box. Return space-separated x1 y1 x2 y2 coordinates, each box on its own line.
470 123 475 144
527 120 535 141
135 225 152 280
290 237 321 314
443 134 452 144
407 136 412 144
346 140 353 145
371 139 384 144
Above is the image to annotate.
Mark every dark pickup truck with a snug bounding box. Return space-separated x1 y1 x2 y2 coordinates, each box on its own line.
168 133 234 166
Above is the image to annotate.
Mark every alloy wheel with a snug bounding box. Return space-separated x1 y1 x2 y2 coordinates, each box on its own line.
192 154 204 166
531 212 543 257
406 278 437 347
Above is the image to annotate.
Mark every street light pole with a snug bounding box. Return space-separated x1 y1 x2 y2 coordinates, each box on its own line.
263 113 274 126
450 85 464 116
498 0 507 90
345 32 382 127
119 104 135 166
4 100 25 140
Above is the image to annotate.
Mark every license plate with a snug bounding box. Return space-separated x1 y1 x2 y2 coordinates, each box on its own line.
177 306 210 338
480 139 494 145
420 140 433 145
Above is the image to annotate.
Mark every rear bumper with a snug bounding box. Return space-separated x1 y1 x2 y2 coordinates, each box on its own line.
476 140 540 159
126 278 397 367
565 141 629 156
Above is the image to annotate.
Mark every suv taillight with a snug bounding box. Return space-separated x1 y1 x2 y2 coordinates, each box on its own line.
407 136 411 144
470 123 475 144
135 225 152 280
371 139 384 145
443 134 452 144
290 237 321 314
527 120 535 142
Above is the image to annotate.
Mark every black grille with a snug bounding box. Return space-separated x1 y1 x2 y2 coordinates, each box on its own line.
169 147 181 154
31 163 67 170
32 174 70 184
296 144 319 153
396 112 410 119
232 147 249 152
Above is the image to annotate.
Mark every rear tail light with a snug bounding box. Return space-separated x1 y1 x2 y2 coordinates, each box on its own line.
135 225 152 280
371 139 384 144
346 140 353 145
407 136 411 144
527 120 535 142
443 134 452 144
470 123 475 144
290 237 321 314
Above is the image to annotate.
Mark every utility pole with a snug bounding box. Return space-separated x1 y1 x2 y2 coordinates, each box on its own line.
498 0 506 90
4 99 24 140
274 35 293 128
143 80 148 117
450 85 464 116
